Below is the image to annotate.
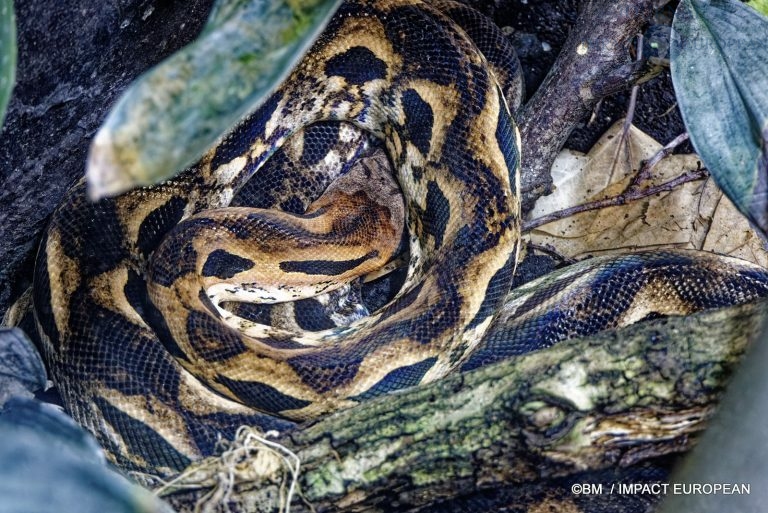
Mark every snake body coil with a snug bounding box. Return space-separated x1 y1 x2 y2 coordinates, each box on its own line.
32 0 768 478
34 0 520 475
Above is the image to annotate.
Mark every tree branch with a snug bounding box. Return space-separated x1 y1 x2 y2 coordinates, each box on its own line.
518 0 656 211
159 299 768 513
523 167 709 232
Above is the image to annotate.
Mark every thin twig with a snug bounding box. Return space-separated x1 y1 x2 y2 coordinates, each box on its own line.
627 132 690 192
609 34 644 184
622 34 644 135
524 242 576 264
523 167 709 232
587 99 603 128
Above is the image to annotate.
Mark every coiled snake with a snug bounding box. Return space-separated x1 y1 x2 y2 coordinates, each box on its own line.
32 0 768 478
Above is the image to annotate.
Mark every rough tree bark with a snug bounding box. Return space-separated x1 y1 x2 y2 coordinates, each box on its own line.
158 300 768 513
517 0 655 210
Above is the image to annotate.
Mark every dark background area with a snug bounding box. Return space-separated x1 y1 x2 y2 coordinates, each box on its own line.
0 0 213 315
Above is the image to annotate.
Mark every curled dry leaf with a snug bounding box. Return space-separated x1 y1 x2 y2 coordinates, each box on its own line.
528 120 768 267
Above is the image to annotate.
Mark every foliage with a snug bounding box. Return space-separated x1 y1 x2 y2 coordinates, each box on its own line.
747 0 768 16
0 0 16 126
86 0 342 199
0 398 173 513
671 0 768 236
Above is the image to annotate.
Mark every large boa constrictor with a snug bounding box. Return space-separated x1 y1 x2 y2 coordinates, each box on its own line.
32 0 768 478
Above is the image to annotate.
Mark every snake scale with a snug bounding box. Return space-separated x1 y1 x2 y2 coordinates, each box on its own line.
32 0 768 480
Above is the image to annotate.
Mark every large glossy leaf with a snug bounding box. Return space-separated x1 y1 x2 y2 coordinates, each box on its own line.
0 328 47 405
0 0 15 126
671 0 768 236
87 0 342 199
0 398 174 513
659 328 768 513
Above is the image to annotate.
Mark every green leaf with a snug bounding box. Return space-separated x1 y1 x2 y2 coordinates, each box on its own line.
748 0 768 17
670 0 768 236
0 398 175 513
87 0 342 199
0 0 16 127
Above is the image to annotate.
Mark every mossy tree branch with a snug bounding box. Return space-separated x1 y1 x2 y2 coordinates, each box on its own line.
161 300 768 513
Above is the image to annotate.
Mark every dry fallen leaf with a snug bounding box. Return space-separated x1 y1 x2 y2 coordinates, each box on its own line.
528 120 768 267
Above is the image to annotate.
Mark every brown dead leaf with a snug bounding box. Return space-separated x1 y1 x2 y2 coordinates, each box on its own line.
527 120 768 267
